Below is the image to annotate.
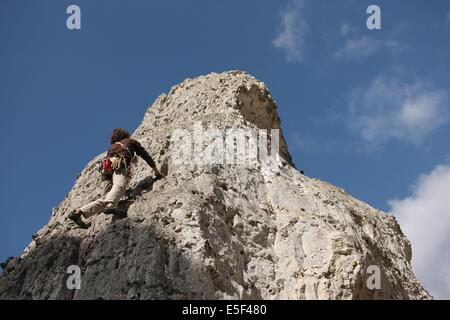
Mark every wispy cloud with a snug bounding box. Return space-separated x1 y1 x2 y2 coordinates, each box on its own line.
334 36 404 60
334 21 406 60
272 0 308 63
346 75 448 148
340 23 357 37
390 164 450 299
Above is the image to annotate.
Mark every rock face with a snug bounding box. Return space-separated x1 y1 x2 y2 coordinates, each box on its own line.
0 71 431 300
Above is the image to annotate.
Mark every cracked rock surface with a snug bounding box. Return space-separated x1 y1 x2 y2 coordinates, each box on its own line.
0 71 431 299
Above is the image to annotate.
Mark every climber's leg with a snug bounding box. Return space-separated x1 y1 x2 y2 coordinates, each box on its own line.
68 210 90 229
68 168 127 227
73 177 113 219
102 177 113 196
103 167 128 208
78 199 107 218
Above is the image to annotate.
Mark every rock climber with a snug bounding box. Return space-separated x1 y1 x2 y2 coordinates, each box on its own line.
68 128 164 228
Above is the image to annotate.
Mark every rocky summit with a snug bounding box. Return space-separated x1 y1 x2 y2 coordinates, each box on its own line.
0 71 431 300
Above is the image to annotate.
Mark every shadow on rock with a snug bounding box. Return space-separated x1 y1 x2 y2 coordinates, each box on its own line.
109 175 162 221
0 207 216 300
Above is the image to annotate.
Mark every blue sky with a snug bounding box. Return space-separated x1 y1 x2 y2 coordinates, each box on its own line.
1 0 450 298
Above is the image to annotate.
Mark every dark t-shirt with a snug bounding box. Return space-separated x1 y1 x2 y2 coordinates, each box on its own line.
107 138 155 168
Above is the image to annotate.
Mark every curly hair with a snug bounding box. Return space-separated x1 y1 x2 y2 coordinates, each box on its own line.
110 128 130 144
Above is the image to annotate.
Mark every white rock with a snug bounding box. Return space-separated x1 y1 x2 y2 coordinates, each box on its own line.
0 71 431 300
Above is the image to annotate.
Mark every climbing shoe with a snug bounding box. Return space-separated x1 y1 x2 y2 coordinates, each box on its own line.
68 211 89 229
103 207 127 219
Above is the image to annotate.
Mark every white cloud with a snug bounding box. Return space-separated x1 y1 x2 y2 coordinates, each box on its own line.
334 36 404 60
272 0 308 63
390 165 450 299
340 23 357 37
347 76 448 147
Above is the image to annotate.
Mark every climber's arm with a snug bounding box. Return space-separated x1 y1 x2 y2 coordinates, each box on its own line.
133 140 165 178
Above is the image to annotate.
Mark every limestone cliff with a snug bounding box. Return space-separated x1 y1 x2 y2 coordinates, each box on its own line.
0 71 431 299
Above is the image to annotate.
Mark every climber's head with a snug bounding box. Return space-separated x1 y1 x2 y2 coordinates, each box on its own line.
110 128 130 144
